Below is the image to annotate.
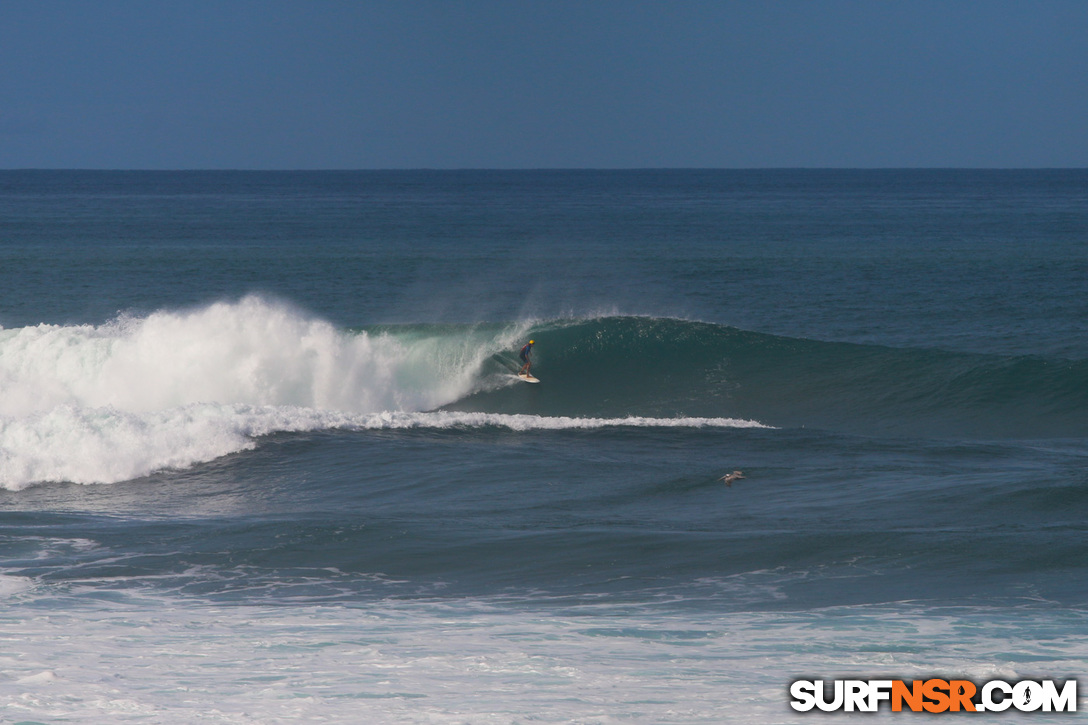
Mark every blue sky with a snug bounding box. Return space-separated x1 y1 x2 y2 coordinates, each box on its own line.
2 1 1085 168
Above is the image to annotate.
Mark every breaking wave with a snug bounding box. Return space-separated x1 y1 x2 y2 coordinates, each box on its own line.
6 295 1081 488
0 297 764 488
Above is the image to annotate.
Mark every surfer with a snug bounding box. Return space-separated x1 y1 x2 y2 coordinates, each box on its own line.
518 340 535 375
719 471 745 487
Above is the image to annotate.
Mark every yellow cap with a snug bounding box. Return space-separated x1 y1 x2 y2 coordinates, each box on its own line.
529 340 534 344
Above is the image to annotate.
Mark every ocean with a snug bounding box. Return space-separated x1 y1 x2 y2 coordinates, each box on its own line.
1 169 1086 723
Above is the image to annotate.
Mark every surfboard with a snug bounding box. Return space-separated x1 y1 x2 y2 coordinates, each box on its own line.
517 372 540 383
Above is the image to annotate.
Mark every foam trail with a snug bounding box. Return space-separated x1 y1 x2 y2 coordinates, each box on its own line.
0 405 766 490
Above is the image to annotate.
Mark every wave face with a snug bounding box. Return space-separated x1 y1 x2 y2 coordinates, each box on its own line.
453 315 1088 439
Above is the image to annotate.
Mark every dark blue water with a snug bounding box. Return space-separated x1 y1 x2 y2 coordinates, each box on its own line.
4 170 1087 356
1 170 1086 722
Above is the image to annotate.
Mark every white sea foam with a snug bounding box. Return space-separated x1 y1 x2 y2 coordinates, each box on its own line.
1 597 1085 724
0 575 32 599
0 404 765 489
0 297 767 489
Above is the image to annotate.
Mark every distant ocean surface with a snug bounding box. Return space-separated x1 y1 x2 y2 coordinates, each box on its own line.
1 169 1087 723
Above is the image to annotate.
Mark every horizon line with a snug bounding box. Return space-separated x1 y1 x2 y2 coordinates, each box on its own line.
2 166 1087 173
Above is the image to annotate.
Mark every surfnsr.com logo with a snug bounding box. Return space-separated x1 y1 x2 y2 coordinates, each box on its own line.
789 678 1077 713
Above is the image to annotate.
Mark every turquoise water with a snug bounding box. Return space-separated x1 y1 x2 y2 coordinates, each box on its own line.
1 170 1086 722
